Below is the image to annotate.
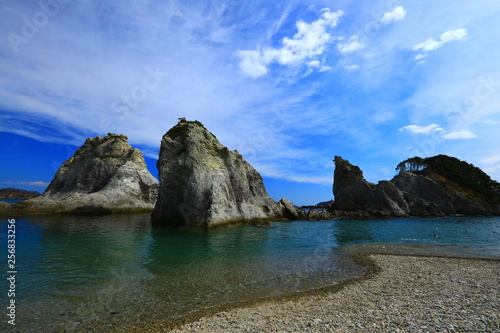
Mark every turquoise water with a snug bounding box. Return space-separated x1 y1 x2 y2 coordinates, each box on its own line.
0 215 499 332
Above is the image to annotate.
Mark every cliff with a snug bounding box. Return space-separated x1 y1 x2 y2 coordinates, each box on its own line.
14 133 158 214
333 156 500 217
152 120 283 227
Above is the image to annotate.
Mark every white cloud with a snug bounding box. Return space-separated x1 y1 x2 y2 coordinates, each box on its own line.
238 9 344 78
484 119 500 125
337 36 365 54
304 60 331 76
399 123 444 134
237 50 268 79
413 28 468 53
381 6 406 25
3 181 50 187
415 54 427 61
442 130 477 140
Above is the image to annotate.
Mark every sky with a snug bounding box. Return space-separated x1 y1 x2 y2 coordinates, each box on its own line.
1 0 499 206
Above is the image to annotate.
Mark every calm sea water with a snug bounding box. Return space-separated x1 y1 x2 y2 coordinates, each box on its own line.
0 199 25 204
0 214 499 332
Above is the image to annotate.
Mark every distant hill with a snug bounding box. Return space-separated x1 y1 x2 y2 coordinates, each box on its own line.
0 187 41 199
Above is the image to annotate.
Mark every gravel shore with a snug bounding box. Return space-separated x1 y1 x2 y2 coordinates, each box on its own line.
159 255 499 333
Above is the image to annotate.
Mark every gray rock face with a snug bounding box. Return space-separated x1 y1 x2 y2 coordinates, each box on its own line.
392 171 499 216
152 120 282 227
333 156 500 217
24 134 158 214
333 156 408 217
278 198 306 220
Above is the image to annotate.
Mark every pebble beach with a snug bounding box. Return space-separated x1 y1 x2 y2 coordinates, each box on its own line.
126 254 500 333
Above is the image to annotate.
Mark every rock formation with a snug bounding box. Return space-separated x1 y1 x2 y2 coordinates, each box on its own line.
153 120 293 227
18 133 158 214
333 156 500 217
333 156 408 217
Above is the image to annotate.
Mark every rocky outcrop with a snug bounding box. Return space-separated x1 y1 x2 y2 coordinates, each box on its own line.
333 156 500 217
152 120 283 227
277 198 333 221
392 171 499 216
17 134 158 214
333 156 408 218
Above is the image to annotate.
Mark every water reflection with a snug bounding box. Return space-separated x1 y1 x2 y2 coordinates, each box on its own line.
9 214 153 298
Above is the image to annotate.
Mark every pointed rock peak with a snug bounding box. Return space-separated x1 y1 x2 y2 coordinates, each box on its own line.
334 156 364 179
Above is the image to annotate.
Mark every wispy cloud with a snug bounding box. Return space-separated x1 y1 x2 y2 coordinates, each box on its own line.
442 130 477 140
381 6 406 25
399 124 444 134
3 181 50 187
413 28 468 53
399 124 477 140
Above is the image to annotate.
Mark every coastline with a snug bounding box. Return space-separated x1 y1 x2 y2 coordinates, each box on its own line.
118 254 500 333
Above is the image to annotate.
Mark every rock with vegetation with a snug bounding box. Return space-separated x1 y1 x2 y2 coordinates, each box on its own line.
333 155 500 217
393 155 500 215
152 119 283 227
14 134 158 214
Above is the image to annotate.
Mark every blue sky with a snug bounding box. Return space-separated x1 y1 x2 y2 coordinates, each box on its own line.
1 0 499 206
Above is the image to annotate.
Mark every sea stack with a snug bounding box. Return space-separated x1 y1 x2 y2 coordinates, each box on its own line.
25 133 158 214
152 119 282 227
333 156 409 218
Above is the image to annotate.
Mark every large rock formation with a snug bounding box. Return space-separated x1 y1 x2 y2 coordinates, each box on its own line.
333 156 408 217
19 134 158 214
152 120 284 227
333 156 500 217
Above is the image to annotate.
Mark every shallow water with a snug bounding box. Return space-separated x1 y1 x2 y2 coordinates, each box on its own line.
0 215 499 331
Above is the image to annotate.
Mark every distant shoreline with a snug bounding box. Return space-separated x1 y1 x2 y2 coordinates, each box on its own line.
113 253 500 332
